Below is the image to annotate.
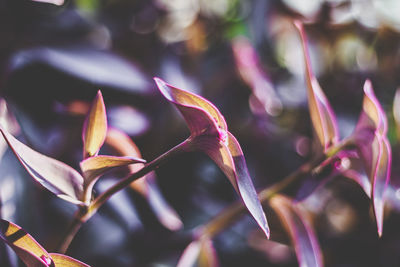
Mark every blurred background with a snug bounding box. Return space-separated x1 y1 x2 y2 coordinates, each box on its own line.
1 0 400 266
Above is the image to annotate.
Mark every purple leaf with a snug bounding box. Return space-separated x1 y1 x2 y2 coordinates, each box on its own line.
154 77 226 140
294 21 339 152
82 91 108 159
270 195 323 267
154 78 269 238
353 80 391 236
0 127 85 205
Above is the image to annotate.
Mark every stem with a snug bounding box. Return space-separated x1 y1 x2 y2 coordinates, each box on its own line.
200 139 352 239
57 139 192 253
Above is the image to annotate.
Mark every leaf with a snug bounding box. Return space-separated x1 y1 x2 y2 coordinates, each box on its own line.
82 91 108 159
353 80 391 236
0 219 50 267
197 132 270 238
154 78 269 237
80 155 146 185
294 21 339 152
355 80 386 135
154 77 227 140
0 219 91 267
177 238 219 267
49 253 90 267
31 0 64 5
270 195 323 267
0 127 85 205
372 136 391 237
104 127 183 231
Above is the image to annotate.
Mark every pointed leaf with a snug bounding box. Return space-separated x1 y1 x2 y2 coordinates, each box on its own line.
177 238 219 267
104 127 183 230
294 21 339 152
270 195 323 267
80 155 146 185
0 219 51 267
372 136 391 236
155 78 268 237
0 128 85 204
154 77 227 140
82 91 107 159
353 80 391 236
49 253 90 267
197 132 270 238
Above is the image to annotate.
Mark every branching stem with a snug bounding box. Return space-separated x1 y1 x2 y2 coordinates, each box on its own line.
56 139 191 253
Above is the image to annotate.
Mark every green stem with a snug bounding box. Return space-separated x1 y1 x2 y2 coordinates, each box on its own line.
56 139 192 253
200 139 352 239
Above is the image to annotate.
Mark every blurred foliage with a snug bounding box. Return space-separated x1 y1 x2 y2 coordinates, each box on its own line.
1 0 400 266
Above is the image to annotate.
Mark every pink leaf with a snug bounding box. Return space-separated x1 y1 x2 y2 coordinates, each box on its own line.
270 195 323 267
0 127 85 205
294 21 339 152
154 78 269 238
154 77 227 140
82 90 108 159
353 80 391 236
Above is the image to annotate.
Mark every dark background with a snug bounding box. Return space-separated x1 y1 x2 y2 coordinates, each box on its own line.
1 0 400 266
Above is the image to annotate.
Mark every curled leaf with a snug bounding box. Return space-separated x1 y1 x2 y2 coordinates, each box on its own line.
154 77 227 140
177 238 219 267
104 127 183 231
49 253 90 267
270 195 323 267
0 219 50 267
353 80 391 236
82 91 108 159
154 78 269 238
294 21 339 152
0 127 85 205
